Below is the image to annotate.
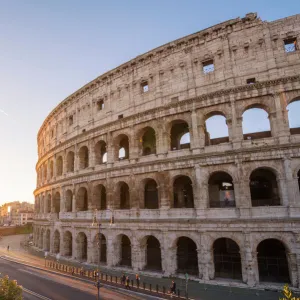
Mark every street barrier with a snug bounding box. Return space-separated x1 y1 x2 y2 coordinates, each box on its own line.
45 259 186 299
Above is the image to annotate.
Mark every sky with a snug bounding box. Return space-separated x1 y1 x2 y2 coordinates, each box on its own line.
0 0 299 205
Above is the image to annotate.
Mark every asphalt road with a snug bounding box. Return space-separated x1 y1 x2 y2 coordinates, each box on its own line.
0 257 145 300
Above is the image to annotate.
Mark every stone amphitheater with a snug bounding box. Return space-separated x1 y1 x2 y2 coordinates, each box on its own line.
33 13 300 288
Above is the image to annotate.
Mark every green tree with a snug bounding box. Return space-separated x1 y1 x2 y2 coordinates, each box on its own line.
0 275 22 300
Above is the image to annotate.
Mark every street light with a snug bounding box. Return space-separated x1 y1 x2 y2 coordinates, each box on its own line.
92 208 114 300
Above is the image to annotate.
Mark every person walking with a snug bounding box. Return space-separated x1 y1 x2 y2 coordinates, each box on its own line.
125 276 130 289
169 280 176 294
121 273 126 285
135 273 140 288
7 245 9 251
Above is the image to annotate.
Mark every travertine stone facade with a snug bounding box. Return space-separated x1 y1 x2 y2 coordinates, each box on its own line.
34 13 300 287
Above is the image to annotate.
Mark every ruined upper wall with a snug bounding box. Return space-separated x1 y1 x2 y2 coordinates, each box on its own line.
37 13 300 157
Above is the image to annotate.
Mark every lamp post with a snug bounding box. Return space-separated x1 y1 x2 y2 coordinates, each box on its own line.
92 208 114 300
44 251 48 267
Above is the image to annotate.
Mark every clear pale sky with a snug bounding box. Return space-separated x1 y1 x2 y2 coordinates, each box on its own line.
0 0 299 205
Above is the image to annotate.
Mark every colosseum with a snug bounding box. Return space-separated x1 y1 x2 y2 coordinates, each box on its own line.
33 12 300 288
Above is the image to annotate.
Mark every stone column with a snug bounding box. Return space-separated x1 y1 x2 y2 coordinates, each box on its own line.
89 139 95 168
287 252 298 287
194 164 207 210
190 109 200 154
132 241 144 271
72 189 76 213
283 156 300 207
106 237 115 268
158 172 171 211
72 231 77 260
130 127 139 163
87 182 94 211
230 99 243 149
198 112 206 148
200 234 214 280
156 122 169 158
268 111 278 138
106 132 114 167
163 246 177 276
273 92 290 144
87 237 93 264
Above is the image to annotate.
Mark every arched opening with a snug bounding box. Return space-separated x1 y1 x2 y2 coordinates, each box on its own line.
95 141 107 164
76 232 87 261
50 161 54 178
170 120 190 150
53 192 60 213
213 238 242 280
173 176 194 208
250 168 280 206
145 236 162 271
117 135 129 160
93 233 107 264
93 184 106 210
53 230 60 254
65 190 73 212
205 114 229 146
66 151 75 172
257 239 290 283
177 237 198 275
144 179 159 209
208 172 235 208
120 235 131 267
141 127 156 156
79 146 89 169
45 229 50 251
63 231 72 257
76 187 88 211
119 182 130 209
47 194 51 213
56 156 63 176
242 107 271 140
287 98 300 135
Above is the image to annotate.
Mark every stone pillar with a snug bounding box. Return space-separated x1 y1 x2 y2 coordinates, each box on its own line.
268 111 278 138
132 241 143 271
74 144 79 172
87 238 93 264
72 231 77 260
241 234 257 287
278 178 289 206
158 172 171 211
130 127 139 163
194 164 207 209
273 92 290 144
87 182 94 211
283 157 300 207
197 249 203 279
106 237 115 268
156 122 169 158
198 112 206 148
287 252 298 287
163 247 177 276
106 132 114 167
190 110 201 153
200 234 214 280
106 181 114 210
226 118 233 142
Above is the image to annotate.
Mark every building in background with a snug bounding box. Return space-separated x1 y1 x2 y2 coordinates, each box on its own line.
0 202 34 225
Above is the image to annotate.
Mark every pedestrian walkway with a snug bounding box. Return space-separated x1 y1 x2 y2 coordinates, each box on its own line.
0 245 296 300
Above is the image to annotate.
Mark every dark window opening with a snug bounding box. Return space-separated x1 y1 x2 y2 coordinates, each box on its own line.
284 38 298 53
144 179 159 209
68 115 73 126
203 60 214 74
177 237 198 275
141 81 149 93
173 176 194 208
170 121 190 150
120 235 131 267
145 236 162 271
247 78 256 84
118 114 123 119
141 127 156 156
97 99 104 111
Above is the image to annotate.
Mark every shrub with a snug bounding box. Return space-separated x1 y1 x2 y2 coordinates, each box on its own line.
0 275 22 300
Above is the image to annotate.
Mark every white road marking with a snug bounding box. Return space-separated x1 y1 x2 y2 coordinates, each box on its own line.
23 287 52 300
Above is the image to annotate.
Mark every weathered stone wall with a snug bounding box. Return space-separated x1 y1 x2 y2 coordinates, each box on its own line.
33 13 300 288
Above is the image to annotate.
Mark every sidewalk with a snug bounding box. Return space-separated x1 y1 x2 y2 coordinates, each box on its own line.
0 245 295 300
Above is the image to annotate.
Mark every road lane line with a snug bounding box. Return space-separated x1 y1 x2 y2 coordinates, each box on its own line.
23 287 52 300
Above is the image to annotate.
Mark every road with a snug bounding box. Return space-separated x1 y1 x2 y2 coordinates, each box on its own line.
0 257 148 300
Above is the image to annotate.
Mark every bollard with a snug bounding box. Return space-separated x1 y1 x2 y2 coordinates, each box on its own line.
177 289 180 297
149 284 152 291
156 284 159 293
143 282 146 290
131 280 133 287
163 286 166 294
105 274 108 281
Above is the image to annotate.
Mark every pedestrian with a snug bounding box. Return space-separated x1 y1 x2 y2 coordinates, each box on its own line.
169 280 176 294
125 276 130 289
121 273 126 285
7 245 9 251
135 273 140 288
80 267 84 276
71 267 74 275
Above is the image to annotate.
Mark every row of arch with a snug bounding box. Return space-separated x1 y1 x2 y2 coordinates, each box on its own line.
36 167 300 213
34 229 291 284
38 99 300 184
